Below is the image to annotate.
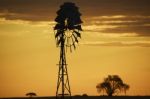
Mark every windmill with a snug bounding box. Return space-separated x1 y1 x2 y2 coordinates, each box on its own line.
54 2 83 99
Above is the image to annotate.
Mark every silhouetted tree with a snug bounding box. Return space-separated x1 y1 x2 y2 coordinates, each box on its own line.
26 92 37 98
82 93 88 97
96 75 130 96
122 84 130 95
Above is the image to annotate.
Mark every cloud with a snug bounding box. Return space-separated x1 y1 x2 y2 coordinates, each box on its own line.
0 18 54 38
84 15 150 37
0 0 150 37
0 0 150 21
80 0 150 16
89 15 150 25
0 0 58 21
82 41 150 47
101 25 150 36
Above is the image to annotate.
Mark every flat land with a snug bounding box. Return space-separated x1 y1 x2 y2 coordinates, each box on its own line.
1 96 150 99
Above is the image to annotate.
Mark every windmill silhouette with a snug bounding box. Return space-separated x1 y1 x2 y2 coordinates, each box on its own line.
54 2 83 99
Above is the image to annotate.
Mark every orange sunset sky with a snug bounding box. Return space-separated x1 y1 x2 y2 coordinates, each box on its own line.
0 0 150 97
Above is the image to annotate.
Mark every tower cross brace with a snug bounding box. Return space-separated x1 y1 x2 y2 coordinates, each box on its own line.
56 33 71 99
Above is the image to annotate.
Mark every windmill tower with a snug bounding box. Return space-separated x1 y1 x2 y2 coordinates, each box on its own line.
54 2 83 99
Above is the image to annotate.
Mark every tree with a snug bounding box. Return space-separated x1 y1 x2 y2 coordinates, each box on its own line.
96 75 130 96
26 92 37 98
82 93 88 97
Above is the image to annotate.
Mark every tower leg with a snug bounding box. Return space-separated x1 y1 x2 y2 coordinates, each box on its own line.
56 45 71 99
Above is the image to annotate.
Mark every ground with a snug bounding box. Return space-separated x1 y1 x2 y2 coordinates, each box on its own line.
1 96 150 99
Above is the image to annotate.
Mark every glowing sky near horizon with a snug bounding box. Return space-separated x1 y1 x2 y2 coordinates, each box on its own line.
0 0 150 97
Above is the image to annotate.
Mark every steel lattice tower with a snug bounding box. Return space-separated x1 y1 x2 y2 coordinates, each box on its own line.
54 2 83 99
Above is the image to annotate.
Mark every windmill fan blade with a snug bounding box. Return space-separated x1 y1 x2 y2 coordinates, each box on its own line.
70 46 72 52
66 37 70 47
74 17 83 24
54 24 65 30
73 34 78 43
73 43 76 49
55 15 66 24
55 30 62 38
57 38 63 46
54 2 83 52
74 25 82 31
71 36 76 49
73 30 81 38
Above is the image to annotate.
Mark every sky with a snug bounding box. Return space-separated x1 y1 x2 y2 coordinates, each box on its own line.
0 0 150 97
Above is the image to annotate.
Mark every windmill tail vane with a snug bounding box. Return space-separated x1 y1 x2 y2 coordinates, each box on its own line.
54 2 83 99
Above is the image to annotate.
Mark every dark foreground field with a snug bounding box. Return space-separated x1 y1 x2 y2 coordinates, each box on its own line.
1 96 150 99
